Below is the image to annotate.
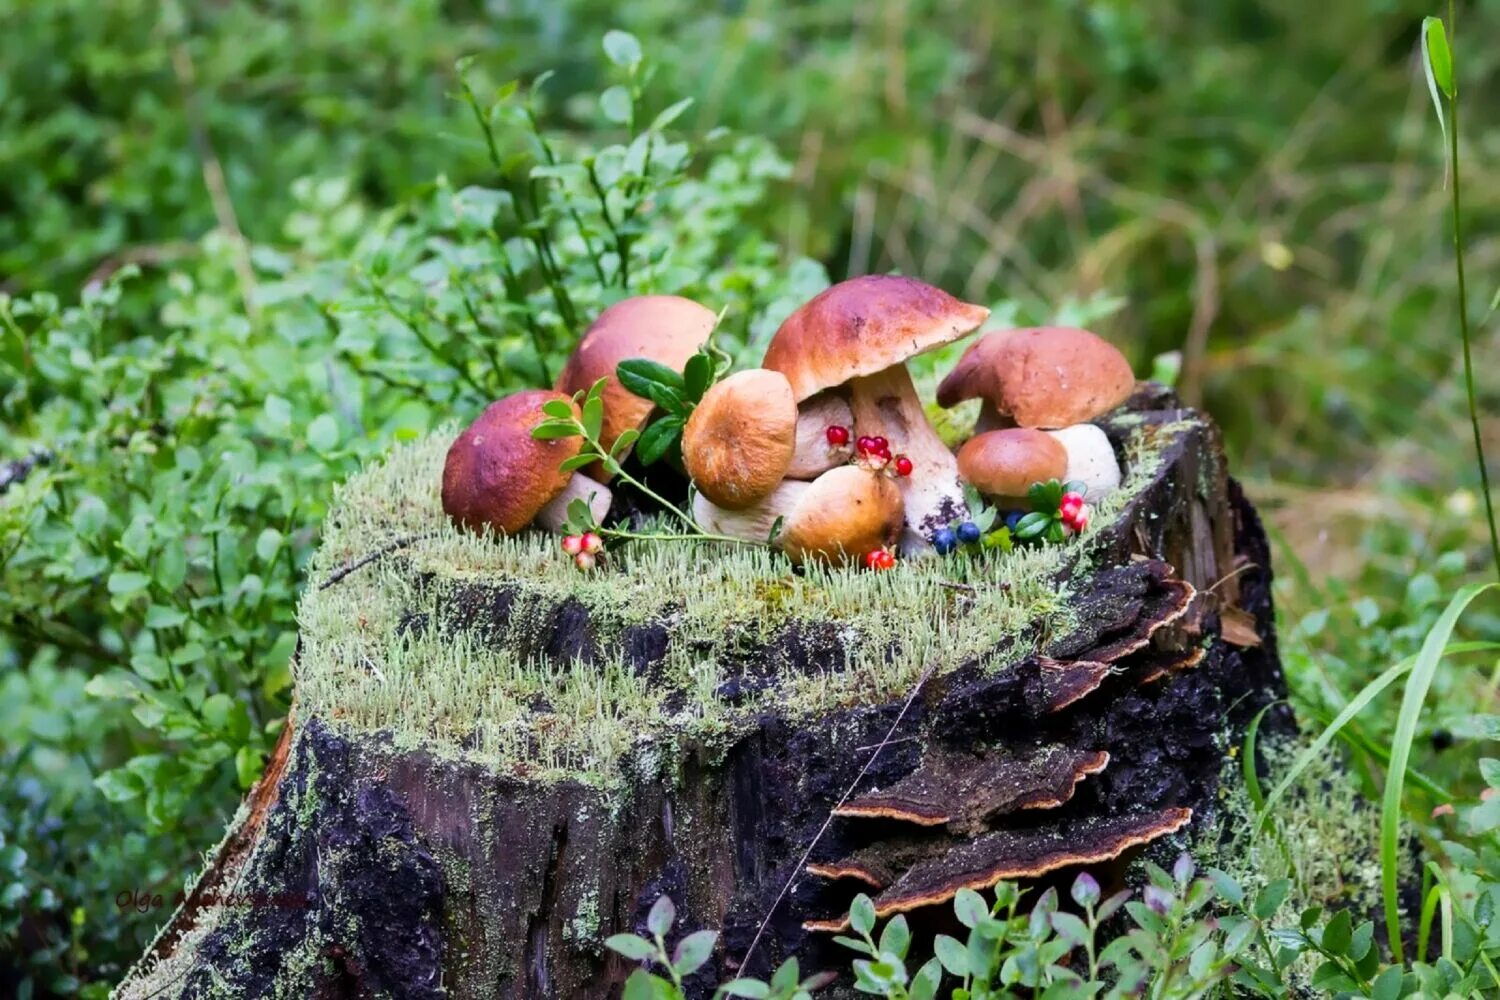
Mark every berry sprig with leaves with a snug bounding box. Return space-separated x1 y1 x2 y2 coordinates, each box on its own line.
530 373 751 548
1013 479 1091 545
617 342 733 468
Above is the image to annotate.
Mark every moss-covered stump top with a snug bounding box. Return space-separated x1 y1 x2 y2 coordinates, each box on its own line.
296 390 1213 789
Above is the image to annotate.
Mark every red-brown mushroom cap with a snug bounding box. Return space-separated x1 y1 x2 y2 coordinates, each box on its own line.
682 369 797 510
937 327 1135 428
763 275 990 402
956 428 1068 500
442 390 581 535
554 295 716 478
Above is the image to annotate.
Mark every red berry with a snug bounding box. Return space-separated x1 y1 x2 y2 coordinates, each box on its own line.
826 425 851 447
864 550 881 569
581 532 604 555
876 550 897 569
870 436 888 453
561 535 584 555
574 552 597 571
875 446 892 461
856 435 875 454
894 455 913 477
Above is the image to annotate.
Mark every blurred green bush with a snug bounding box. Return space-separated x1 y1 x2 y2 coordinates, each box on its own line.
3 0 1500 994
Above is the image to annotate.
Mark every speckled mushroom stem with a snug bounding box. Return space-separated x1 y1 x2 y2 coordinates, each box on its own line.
692 481 811 544
846 364 967 556
535 474 613 533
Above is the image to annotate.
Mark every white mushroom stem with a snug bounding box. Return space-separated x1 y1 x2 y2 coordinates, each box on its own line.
974 400 1014 435
536 474 614 532
1044 424 1122 502
786 392 855 480
692 480 811 544
846 364 969 556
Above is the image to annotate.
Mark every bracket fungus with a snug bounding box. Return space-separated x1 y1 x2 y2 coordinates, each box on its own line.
763 274 988 554
441 390 612 535
682 369 797 510
937 326 1135 430
554 294 716 479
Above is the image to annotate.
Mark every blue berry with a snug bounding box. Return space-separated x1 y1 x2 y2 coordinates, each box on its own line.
1004 511 1024 532
957 521 981 544
932 527 958 554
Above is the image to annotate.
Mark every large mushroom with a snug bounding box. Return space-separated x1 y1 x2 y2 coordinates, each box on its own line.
763 275 989 553
554 295 717 480
682 369 796 510
442 390 613 535
692 465 903 566
936 326 1134 430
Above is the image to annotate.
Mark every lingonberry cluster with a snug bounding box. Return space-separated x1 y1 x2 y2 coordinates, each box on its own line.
863 547 897 571
1060 491 1092 533
561 531 604 570
828 426 913 478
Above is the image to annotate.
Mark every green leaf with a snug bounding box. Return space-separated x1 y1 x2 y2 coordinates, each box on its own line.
558 454 596 474
717 979 769 999
93 768 143 803
1320 909 1352 955
1014 512 1051 540
201 693 236 732
1370 965 1404 1000
651 97 694 132
953 888 988 928
256 527 284 563
647 895 676 937
1421 17 1452 179
1382 583 1498 961
606 934 658 962
532 420 581 440
1424 17 1454 99
542 399 575 419
672 929 716 975
582 393 605 441
144 605 188 630
602 30 643 69
610 428 641 459
878 915 911 961
1480 757 1500 789
850 894 876 937
934 934 969 976
617 358 686 397
683 352 714 401
307 413 340 452
107 571 151 596
1254 880 1291 920
600 86 632 125
635 416 683 466
235 745 263 789
621 969 659 1000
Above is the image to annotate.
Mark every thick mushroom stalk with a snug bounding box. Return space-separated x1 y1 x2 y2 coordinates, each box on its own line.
692 480 810 544
535 474 613 533
786 393 854 480
846 364 967 555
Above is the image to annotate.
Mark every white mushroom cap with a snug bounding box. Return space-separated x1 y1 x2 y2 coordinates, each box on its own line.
1044 424 1121 501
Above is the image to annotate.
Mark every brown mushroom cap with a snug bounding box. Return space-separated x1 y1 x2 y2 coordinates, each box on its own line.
682 369 796 510
937 327 1135 428
554 295 716 477
763 274 990 402
780 465 904 566
956 428 1067 499
442 390 580 535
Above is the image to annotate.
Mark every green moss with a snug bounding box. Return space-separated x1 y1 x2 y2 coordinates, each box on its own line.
295 420 1189 787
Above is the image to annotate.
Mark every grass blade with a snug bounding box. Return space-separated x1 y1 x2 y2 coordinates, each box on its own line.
1381 583 1497 961
1254 639 1500 838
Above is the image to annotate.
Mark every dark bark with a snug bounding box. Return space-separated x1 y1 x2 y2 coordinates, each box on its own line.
119 389 1288 1000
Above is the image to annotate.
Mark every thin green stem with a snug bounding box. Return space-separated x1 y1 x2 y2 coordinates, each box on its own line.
601 527 755 547
1447 2 1500 579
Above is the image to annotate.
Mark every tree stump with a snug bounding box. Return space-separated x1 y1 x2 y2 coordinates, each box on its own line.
118 385 1289 999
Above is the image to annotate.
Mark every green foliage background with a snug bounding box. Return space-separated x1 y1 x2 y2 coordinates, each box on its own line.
3 0 1500 994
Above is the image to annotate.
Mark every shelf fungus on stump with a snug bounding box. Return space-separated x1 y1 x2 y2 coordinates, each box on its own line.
116 386 1291 1000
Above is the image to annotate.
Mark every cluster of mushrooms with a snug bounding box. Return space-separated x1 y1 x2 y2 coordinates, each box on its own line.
442 275 1136 566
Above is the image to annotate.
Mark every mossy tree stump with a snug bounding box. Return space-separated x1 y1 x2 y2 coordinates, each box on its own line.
118 386 1288 999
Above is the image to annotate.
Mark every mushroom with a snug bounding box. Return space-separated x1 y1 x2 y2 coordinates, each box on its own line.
763 275 989 554
955 428 1068 507
682 369 796 510
442 390 613 536
1044 423 1122 502
937 326 1135 429
554 295 717 479
786 392 855 480
692 465 903 566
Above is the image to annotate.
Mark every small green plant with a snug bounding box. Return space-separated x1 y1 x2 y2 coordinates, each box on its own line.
605 896 835 999
616 343 733 468
1013 480 1090 546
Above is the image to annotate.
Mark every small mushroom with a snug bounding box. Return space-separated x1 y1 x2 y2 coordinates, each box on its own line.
937 326 1135 429
1045 424 1121 502
442 390 613 536
955 429 1068 507
682 369 796 510
786 392 855 480
763 275 988 554
692 465 903 566
554 295 717 480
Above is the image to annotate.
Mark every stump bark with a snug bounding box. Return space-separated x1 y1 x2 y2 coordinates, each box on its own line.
118 387 1289 1000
